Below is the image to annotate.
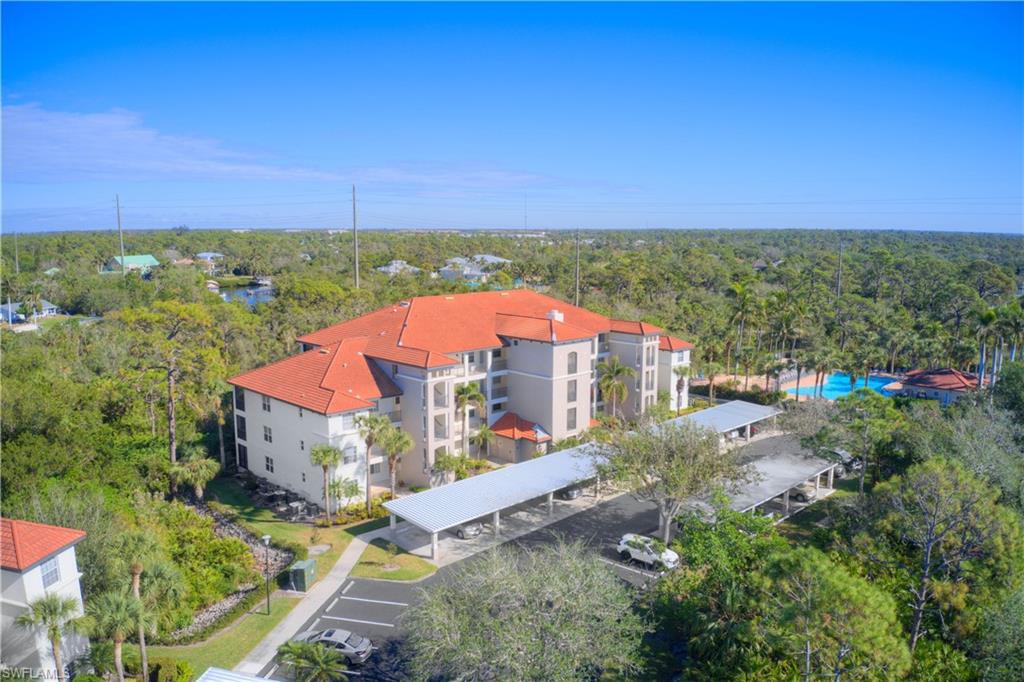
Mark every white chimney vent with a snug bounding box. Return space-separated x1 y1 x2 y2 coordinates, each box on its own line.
546 309 564 323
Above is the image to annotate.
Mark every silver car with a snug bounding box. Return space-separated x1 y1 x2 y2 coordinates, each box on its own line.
453 521 483 539
291 628 373 664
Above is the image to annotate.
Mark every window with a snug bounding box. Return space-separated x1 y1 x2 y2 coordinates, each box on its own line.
395 396 401 405
342 447 358 464
301 472 306 483
567 379 577 403
341 413 355 431
493 401 507 412
567 407 577 431
370 462 382 475
300 440 305 451
492 349 502 358
262 395 271 412
466 352 476 363
265 456 274 473
392 364 398 376
263 425 273 443
567 351 578 374
237 444 248 469
234 388 245 411
236 415 247 441
299 407 303 418
41 557 60 588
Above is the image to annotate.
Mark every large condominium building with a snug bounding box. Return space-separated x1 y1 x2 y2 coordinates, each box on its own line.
229 290 692 502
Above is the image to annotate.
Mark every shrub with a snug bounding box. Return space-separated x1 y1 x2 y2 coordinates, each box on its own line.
72 675 104 682
409 485 429 493
150 658 194 682
332 494 393 525
689 383 785 405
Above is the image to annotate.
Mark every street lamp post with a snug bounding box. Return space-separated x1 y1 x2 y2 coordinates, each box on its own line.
261 534 272 615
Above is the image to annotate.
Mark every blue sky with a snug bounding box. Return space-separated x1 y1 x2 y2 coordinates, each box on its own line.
2 1 1021 233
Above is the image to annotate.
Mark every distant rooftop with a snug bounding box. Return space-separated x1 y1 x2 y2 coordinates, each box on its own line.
112 254 160 267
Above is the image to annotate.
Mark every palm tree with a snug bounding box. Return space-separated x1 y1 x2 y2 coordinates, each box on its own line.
974 307 998 388
84 592 145 682
454 382 486 455
1002 302 1024 362
791 351 807 403
309 444 342 525
114 531 160 680
701 360 723 402
728 281 758 372
139 561 184 634
15 594 82 682
328 477 360 514
596 356 636 420
356 413 393 515
277 641 349 682
380 426 414 500
672 364 690 413
169 447 220 501
470 423 496 458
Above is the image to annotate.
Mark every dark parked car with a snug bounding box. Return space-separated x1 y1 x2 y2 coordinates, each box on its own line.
291 628 373 664
557 485 582 500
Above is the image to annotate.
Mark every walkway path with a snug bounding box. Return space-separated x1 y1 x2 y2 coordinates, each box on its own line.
233 525 392 675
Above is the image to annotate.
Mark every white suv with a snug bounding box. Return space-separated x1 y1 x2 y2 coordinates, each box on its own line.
616 533 679 570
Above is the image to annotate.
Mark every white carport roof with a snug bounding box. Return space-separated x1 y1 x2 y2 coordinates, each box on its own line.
671 399 781 434
384 445 604 534
200 669 283 682
728 451 836 512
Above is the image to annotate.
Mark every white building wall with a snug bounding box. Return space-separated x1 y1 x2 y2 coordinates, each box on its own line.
233 388 387 507
1 546 89 676
658 348 691 411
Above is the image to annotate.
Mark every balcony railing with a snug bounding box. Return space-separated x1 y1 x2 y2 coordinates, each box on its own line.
433 393 449 408
599 343 610 353
386 410 402 423
490 386 508 399
491 358 508 371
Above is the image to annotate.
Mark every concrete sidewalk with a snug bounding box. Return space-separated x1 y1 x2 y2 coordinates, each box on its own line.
233 525 392 675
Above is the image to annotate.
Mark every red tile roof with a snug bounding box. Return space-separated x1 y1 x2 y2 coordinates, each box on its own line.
659 335 694 352
903 368 982 392
491 412 552 442
229 337 401 414
1 518 86 572
609 319 664 335
494 313 595 344
297 291 614 363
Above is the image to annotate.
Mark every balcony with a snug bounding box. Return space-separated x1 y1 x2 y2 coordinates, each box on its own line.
490 386 508 400
599 342 610 353
491 358 508 371
433 390 449 408
386 410 402 424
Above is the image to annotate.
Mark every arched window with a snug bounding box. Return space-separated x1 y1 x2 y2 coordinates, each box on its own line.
568 351 578 374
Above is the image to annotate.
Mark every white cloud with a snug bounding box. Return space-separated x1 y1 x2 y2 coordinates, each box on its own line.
2 103 345 183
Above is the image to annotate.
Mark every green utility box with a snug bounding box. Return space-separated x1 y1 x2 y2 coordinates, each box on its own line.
284 559 316 592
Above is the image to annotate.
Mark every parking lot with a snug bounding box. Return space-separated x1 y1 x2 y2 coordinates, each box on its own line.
259 492 663 680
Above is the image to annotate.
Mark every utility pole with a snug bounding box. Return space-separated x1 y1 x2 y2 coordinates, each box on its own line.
352 185 360 289
574 228 581 307
116 194 127 280
836 238 843 300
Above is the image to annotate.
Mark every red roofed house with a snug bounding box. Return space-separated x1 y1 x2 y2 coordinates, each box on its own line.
228 290 692 495
896 368 985 406
1 518 89 678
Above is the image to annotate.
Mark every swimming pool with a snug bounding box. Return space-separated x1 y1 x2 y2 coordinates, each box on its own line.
787 371 894 400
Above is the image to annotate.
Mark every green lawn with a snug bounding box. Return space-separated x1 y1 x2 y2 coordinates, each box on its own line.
778 476 862 549
206 478 389 571
148 593 301 676
350 538 437 581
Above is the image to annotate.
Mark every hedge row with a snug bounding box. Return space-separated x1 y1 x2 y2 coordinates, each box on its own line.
689 383 786 405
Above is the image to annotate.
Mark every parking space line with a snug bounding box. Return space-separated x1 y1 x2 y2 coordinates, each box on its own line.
264 664 279 678
342 581 353 595
337 595 409 607
322 615 395 628
327 596 339 611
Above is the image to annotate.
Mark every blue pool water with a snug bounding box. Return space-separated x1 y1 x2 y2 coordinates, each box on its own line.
787 371 894 400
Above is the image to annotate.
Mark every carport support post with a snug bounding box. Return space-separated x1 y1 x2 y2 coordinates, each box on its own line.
745 424 751 442
430 532 438 561
814 474 820 496
783 490 790 515
828 466 834 489
389 513 397 538
493 510 500 536
546 491 554 515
